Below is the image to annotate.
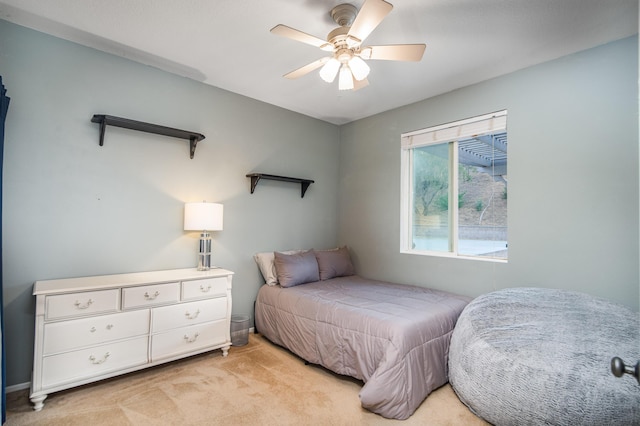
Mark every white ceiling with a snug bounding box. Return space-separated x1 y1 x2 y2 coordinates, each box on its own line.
0 0 637 125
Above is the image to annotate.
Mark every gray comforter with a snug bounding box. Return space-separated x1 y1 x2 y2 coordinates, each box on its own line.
255 275 471 419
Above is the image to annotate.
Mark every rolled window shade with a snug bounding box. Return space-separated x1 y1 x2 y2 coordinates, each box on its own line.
402 110 507 149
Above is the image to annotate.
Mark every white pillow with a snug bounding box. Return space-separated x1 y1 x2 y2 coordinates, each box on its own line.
254 249 303 285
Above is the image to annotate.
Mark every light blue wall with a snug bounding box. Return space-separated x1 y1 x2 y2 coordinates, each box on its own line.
1 19 638 389
338 36 639 310
0 20 340 386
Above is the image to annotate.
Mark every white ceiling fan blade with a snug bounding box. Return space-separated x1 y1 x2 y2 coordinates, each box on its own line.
347 0 393 45
271 24 331 50
365 44 426 61
283 58 329 79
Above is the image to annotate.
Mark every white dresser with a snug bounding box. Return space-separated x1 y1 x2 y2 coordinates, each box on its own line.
29 268 234 411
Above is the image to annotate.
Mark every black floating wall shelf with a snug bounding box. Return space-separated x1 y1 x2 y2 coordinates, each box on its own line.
246 173 315 198
91 114 205 159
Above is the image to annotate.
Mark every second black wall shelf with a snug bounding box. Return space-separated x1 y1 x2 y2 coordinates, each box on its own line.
246 173 314 198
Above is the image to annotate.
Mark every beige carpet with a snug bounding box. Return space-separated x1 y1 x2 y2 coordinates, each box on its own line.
7 334 489 425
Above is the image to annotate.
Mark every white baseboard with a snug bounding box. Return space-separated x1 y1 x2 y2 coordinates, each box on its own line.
6 332 255 395
6 382 30 393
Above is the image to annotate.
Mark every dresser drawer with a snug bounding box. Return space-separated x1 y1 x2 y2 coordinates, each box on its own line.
41 336 148 388
122 282 180 309
152 298 227 333
182 277 227 301
43 309 150 355
45 289 120 320
151 320 228 361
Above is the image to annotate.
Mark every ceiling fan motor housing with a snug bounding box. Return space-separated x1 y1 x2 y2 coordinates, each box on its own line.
327 26 350 48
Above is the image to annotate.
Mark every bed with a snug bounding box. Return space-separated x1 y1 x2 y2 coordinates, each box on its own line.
253 247 471 419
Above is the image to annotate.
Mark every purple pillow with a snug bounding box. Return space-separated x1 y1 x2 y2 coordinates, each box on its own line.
314 246 355 280
274 250 320 288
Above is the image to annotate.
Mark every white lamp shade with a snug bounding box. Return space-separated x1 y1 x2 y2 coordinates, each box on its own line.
348 56 370 81
338 65 354 90
184 202 223 231
319 58 340 83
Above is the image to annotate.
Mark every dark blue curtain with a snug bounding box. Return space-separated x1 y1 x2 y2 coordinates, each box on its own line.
0 76 9 424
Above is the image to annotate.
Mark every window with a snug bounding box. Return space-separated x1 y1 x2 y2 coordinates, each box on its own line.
400 111 508 261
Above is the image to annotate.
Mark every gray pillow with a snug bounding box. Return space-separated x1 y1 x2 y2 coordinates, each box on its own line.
254 249 304 286
274 250 320 288
314 246 355 280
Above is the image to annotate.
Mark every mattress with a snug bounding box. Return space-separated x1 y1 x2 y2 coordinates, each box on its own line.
255 275 471 419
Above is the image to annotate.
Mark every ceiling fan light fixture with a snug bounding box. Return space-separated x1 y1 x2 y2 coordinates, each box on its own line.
348 56 370 81
319 58 341 83
338 65 355 90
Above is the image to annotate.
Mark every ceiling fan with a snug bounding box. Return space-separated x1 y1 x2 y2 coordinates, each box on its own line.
271 0 426 91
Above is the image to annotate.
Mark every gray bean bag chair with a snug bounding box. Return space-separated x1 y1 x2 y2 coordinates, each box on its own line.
449 287 639 425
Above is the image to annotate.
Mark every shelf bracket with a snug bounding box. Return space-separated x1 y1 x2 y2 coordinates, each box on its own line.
98 117 106 146
189 136 198 160
91 114 205 159
249 174 261 194
246 173 314 198
300 181 312 198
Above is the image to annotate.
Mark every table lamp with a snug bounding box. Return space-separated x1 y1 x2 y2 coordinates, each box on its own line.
184 202 223 270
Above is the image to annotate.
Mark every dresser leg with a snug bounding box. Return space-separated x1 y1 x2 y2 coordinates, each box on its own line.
31 394 47 411
222 345 230 357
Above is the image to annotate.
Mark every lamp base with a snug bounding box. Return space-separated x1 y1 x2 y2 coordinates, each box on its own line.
196 254 211 271
197 232 212 271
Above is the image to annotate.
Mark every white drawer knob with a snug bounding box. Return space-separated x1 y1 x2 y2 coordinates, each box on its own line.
183 333 199 343
74 299 93 310
90 324 113 333
200 284 212 292
185 309 200 320
144 291 160 300
89 352 110 365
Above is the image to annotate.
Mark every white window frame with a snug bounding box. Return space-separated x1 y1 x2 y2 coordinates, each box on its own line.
400 110 508 262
